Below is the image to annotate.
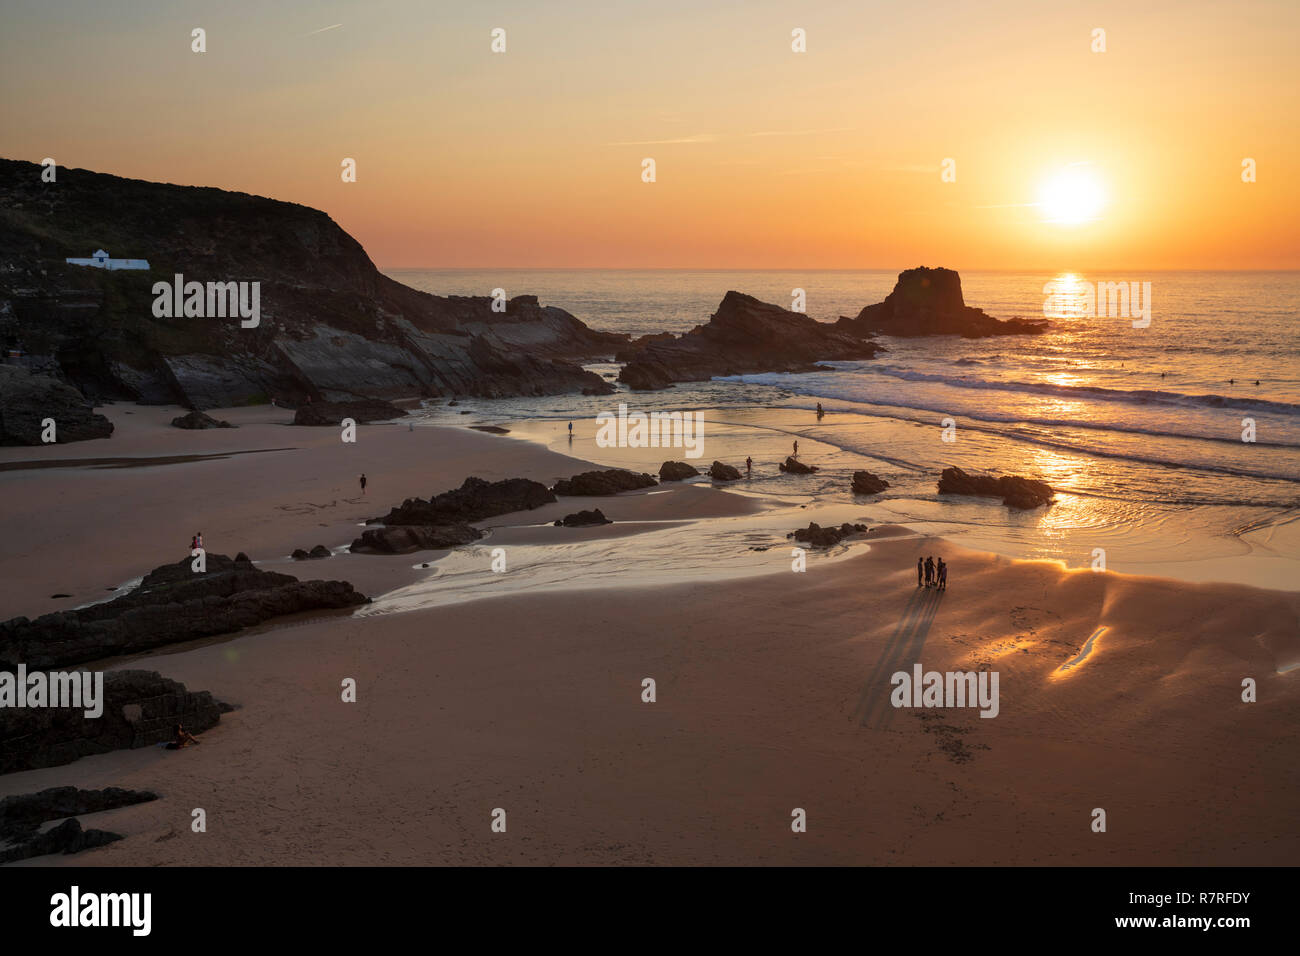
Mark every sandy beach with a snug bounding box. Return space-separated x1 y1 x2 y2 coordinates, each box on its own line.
1 405 1296 866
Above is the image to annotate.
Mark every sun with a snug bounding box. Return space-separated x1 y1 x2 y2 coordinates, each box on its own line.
1038 166 1107 225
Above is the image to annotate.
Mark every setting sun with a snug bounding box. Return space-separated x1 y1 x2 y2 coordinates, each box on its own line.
1038 166 1108 225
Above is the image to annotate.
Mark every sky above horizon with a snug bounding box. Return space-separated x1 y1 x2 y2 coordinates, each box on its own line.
2 0 1298 270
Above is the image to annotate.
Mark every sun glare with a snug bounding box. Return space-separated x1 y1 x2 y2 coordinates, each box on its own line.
1038 166 1107 225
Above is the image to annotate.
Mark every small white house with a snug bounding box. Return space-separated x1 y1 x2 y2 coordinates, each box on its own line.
66 249 150 271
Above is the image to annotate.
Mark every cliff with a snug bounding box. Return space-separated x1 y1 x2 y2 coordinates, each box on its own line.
0 159 627 408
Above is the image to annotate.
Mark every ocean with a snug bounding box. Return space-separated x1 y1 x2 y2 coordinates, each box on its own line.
384 269 1300 590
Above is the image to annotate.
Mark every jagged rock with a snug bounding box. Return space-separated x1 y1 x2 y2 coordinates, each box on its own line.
937 466 1054 509
0 669 230 775
852 471 890 494
292 399 405 426
0 553 368 670
171 409 234 429
553 470 657 496
787 522 868 548
659 460 701 481
0 366 113 445
0 787 158 843
837 267 1048 338
291 545 331 560
553 509 612 527
371 476 555 526
348 524 483 554
779 456 818 474
618 291 882 390
614 332 676 361
708 461 742 481
0 817 122 863
0 158 625 409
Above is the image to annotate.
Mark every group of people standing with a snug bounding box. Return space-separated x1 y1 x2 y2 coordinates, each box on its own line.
917 555 947 590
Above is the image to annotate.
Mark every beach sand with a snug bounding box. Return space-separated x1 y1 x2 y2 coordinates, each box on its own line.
1 406 1297 865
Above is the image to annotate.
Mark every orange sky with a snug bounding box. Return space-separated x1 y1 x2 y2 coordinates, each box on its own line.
3 0 1297 269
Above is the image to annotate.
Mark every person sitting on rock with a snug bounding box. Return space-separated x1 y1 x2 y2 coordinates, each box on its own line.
165 723 201 750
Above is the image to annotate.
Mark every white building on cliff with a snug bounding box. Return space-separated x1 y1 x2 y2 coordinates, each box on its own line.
65 249 150 271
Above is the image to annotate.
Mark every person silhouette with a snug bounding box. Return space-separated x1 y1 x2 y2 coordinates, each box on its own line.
917 556 924 588
925 556 935 587
359 474 367 494
745 456 753 477
793 440 799 457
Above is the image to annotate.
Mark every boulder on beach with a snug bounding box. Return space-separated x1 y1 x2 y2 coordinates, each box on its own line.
708 461 742 481
779 456 818 474
371 476 555 526
0 787 158 853
348 524 483 554
837 267 1048 339
0 669 230 775
553 469 657 496
292 545 332 560
469 425 510 434
0 817 122 864
0 553 369 671
937 466 1054 509
659 460 701 481
0 366 114 445
292 399 406 426
617 291 883 390
787 522 869 548
554 509 613 527
852 470 890 494
171 410 234 429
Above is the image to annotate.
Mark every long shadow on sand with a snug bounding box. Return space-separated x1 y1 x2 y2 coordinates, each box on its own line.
853 586 944 729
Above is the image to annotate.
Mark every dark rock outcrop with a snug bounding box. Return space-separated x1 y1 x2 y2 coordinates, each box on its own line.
291 545 332 560
0 158 626 409
0 553 368 670
852 470 890 494
469 425 510 434
371 476 555 526
552 470 657 496
779 456 818 474
0 816 122 863
659 460 701 481
837 267 1048 338
0 365 113 445
349 524 483 554
171 409 234 429
0 669 230 775
937 466 1055 509
0 786 158 850
554 509 612 528
787 522 868 548
292 399 405 426
708 461 742 481
618 291 882 390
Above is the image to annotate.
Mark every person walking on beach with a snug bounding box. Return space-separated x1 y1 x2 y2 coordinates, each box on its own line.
359 473 367 495
925 556 935 587
937 558 948 591
792 440 799 457
568 421 574 440
746 456 753 477
816 403 824 420
917 556 924 588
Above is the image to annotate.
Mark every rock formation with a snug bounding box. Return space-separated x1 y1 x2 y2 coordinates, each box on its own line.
0 158 627 409
552 470 657 496
291 545 332 560
0 553 368 670
0 365 113 445
659 460 701 481
0 786 158 861
292 399 406 426
618 291 882 390
779 456 818 474
837 267 1048 338
554 509 612 527
0 669 230 774
370 476 556 526
171 409 234 429
851 470 890 494
708 461 742 481
349 524 483 554
937 466 1055 509
787 522 869 548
